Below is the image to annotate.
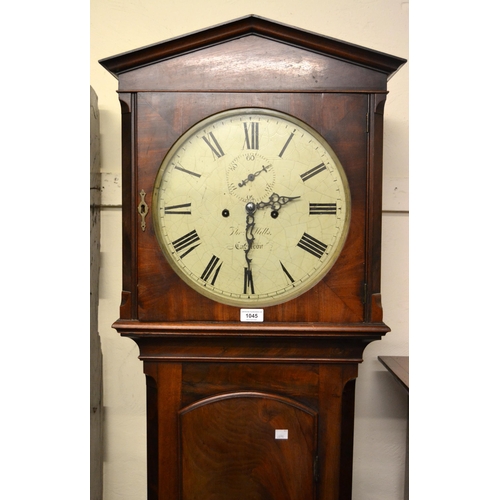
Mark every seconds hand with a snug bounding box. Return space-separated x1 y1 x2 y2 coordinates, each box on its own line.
238 165 271 187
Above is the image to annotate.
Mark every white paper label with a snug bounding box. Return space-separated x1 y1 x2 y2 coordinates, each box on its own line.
275 429 288 440
240 309 264 322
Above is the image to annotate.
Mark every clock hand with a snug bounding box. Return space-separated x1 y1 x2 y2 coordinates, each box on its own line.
238 165 271 187
256 192 301 215
244 202 257 271
243 193 299 277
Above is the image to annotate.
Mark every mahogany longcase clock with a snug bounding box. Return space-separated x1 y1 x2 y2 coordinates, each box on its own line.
100 15 406 500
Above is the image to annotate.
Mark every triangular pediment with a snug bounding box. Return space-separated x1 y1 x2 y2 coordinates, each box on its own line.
100 15 405 92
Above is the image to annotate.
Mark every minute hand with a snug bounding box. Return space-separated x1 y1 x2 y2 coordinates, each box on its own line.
256 193 301 212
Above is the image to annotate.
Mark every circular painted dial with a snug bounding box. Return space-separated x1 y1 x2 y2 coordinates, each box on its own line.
152 108 351 307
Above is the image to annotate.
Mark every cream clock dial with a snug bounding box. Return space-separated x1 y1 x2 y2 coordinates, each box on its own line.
152 108 351 307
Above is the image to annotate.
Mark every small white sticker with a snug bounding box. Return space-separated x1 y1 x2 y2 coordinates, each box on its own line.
240 309 264 322
275 429 288 440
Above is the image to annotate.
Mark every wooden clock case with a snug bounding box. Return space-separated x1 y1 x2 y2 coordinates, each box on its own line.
100 15 406 500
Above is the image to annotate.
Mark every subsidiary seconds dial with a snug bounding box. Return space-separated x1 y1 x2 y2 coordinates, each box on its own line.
152 108 351 307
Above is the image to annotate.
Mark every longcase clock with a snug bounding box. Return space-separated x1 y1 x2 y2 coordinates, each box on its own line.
100 15 406 500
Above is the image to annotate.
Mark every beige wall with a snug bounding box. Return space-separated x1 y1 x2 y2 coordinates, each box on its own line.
90 1 408 499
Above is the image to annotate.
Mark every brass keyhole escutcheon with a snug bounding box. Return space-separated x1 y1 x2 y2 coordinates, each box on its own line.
138 189 149 231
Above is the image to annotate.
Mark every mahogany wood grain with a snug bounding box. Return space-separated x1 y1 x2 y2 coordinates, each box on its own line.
131 91 370 323
116 36 388 93
180 393 317 499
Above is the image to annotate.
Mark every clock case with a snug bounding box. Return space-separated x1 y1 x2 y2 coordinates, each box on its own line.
100 15 406 500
